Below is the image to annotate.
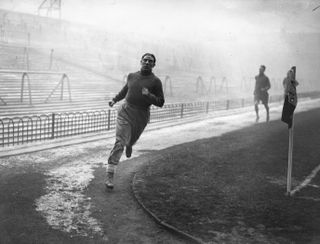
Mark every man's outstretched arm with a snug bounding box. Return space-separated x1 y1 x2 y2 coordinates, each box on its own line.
109 84 128 107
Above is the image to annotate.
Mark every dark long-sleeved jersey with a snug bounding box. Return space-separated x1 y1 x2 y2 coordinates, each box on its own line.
113 71 164 109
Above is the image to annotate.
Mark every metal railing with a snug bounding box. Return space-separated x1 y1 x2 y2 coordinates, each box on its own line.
0 91 319 147
0 69 71 105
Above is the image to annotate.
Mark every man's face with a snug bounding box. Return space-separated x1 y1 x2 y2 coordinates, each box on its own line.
140 55 155 71
259 66 265 74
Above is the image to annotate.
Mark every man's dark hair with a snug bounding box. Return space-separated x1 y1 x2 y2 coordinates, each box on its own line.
260 65 266 70
141 53 156 63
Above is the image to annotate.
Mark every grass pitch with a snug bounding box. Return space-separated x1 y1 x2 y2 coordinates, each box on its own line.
134 108 320 243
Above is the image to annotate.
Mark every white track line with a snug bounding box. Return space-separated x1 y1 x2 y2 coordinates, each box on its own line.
290 163 320 196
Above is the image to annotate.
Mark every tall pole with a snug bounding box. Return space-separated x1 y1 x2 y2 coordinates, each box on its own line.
286 66 296 196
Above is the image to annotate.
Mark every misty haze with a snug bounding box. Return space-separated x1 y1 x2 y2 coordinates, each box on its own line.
0 1 320 244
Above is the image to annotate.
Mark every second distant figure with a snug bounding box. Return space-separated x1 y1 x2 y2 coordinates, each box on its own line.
254 65 271 122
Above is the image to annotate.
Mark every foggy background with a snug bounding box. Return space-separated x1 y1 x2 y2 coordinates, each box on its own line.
0 0 320 101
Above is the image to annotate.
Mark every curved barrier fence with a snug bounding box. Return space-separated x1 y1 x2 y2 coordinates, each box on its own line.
1 92 319 147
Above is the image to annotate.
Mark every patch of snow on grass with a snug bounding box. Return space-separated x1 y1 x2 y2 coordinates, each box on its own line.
35 162 103 237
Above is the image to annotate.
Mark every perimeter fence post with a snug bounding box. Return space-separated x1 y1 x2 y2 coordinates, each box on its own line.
107 110 111 130
51 113 55 139
180 104 184 118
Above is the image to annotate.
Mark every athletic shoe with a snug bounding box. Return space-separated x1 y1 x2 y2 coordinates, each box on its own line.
105 172 114 189
126 146 132 158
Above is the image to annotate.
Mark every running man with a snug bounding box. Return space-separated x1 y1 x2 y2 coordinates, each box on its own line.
106 53 164 189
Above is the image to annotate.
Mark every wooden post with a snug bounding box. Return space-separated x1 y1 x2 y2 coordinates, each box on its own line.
286 123 294 195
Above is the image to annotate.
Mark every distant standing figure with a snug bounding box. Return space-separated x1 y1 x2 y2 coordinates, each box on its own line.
106 53 165 189
254 65 271 122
